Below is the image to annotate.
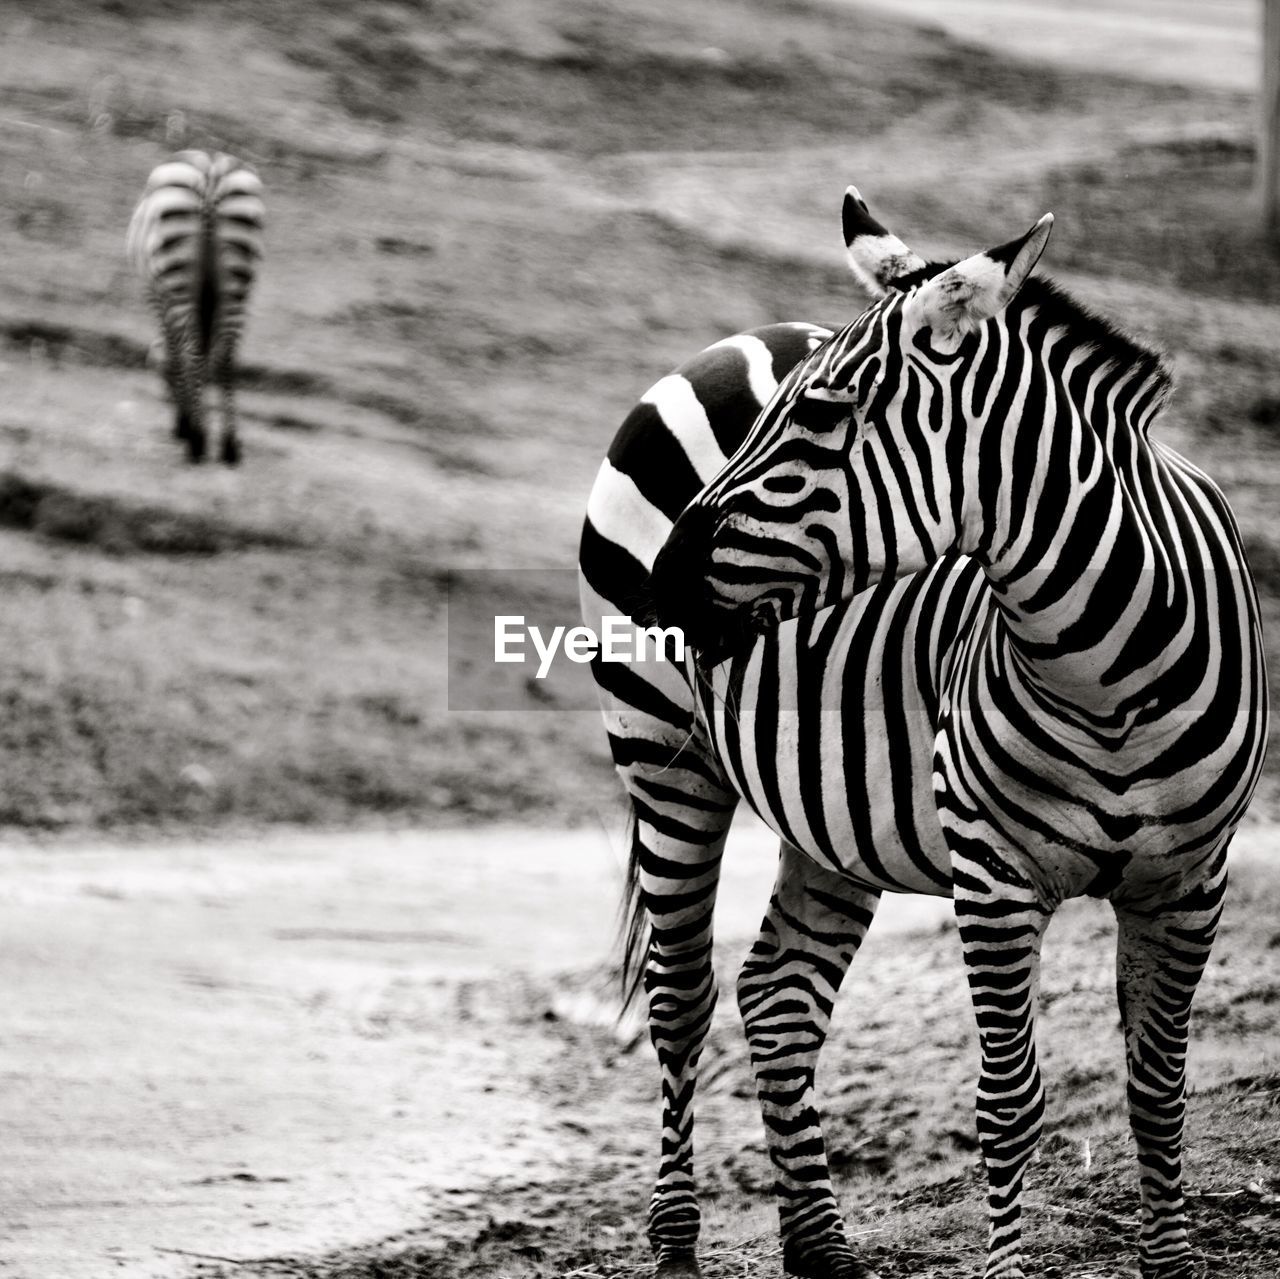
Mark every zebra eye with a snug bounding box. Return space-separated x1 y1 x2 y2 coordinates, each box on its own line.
791 391 854 434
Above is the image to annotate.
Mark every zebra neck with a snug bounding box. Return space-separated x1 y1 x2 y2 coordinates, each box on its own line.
974 366 1191 732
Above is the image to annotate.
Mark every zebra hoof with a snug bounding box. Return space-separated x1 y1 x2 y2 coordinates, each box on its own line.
654 1260 700 1278
782 1242 880 1279
1141 1260 1194 1279
654 1246 701 1278
220 437 241 467
784 1264 880 1279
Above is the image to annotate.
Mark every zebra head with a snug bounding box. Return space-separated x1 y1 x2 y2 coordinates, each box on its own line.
649 190 1053 655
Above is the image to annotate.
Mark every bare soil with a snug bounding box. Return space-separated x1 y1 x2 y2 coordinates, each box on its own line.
0 813 940 1277
853 0 1255 91
3 820 1276 1279
0 822 641 1279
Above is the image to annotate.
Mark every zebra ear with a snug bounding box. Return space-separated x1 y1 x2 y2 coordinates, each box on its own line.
842 186 926 298
912 214 1053 341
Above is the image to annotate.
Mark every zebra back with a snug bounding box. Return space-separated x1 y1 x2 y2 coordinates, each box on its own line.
579 322 834 1008
581 324 833 616
127 150 264 350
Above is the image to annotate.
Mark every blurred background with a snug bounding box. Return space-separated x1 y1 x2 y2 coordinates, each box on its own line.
0 0 1276 833
1 2 1278 1278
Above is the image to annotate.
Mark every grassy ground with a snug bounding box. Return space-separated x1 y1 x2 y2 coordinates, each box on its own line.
0 0 1278 833
198 853 1280 1279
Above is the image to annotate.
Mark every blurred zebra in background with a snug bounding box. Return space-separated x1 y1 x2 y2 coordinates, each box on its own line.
127 150 264 464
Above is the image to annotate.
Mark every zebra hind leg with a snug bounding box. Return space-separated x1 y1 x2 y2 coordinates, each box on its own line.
152 296 202 455
174 341 207 463
623 773 737 1278
152 297 186 439
1113 861 1226 1279
214 337 241 466
168 351 191 444
953 851 1051 1279
737 842 882 1279
185 413 208 464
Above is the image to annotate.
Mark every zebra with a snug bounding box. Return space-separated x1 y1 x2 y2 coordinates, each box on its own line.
127 150 264 464
579 189 1268 1279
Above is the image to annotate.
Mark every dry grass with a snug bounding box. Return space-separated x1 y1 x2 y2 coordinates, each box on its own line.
0 0 1277 840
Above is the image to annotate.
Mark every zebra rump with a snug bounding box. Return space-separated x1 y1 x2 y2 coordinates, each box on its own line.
127 149 264 464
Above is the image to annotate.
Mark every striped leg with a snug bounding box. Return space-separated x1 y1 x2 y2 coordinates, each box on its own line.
148 290 206 460
212 329 242 466
954 852 1051 1279
159 323 186 436
629 778 737 1277
165 314 207 463
1114 863 1226 1279
182 345 208 462
737 843 881 1279
149 291 192 444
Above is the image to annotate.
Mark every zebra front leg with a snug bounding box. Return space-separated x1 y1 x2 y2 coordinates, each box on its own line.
1114 860 1226 1279
631 792 736 1277
738 842 881 1279
954 852 1051 1279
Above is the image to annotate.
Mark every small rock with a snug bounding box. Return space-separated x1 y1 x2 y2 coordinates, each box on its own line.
178 762 215 792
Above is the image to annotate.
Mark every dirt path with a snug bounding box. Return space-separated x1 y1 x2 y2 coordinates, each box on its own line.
6 820 1273 1279
0 817 955 1279
1 824 628 1279
853 0 1256 91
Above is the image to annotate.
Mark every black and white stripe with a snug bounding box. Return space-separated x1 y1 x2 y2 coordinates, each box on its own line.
581 189 1268 1279
127 150 264 464
580 321 838 1274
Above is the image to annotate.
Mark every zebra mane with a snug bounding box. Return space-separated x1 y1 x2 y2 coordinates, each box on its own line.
894 261 1173 404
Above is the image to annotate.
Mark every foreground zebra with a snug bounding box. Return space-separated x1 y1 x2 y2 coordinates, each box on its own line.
579 190 1268 1279
127 150 264 464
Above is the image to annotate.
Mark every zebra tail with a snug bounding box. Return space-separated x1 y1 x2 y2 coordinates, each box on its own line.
617 806 650 1016
197 200 218 357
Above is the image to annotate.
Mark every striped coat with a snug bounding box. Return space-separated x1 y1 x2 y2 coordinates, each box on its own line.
582 189 1268 1279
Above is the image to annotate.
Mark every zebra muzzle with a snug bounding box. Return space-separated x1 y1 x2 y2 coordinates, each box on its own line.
645 504 737 656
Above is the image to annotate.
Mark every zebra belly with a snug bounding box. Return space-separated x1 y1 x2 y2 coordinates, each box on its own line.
935 690 1265 908
699 557 988 895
